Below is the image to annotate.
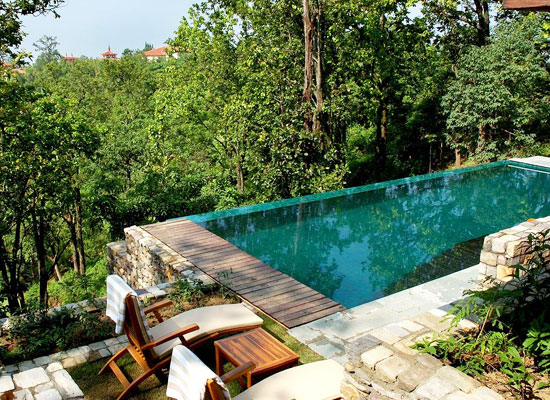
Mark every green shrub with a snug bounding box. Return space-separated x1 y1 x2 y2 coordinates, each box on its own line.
1 303 113 364
168 279 208 313
415 229 550 399
25 257 109 310
168 278 236 313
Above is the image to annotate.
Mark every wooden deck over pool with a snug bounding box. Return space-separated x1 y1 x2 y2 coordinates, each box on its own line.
142 219 346 328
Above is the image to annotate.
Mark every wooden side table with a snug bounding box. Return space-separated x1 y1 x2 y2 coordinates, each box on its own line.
214 328 300 388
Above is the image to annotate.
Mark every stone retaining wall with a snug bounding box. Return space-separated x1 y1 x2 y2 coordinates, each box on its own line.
107 225 213 289
477 216 550 284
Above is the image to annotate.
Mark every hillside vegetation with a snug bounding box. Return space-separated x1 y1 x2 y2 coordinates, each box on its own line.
1 0 549 313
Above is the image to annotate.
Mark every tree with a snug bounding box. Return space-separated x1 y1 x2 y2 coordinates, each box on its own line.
422 0 495 49
0 0 63 65
33 35 62 65
442 15 550 162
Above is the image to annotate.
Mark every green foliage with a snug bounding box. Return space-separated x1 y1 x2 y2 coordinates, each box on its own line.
414 229 550 398
167 279 236 313
2 0 550 333
0 0 63 63
167 279 207 313
48 258 109 306
442 15 550 162
1 305 113 364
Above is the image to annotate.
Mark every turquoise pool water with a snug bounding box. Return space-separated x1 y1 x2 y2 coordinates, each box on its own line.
186 162 550 308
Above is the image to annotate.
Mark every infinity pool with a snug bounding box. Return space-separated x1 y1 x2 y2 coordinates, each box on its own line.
186 161 550 308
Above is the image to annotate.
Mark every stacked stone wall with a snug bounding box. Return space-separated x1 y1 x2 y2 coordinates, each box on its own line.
477 216 550 284
106 225 212 289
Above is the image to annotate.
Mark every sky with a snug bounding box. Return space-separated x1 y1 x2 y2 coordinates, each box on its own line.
20 0 196 58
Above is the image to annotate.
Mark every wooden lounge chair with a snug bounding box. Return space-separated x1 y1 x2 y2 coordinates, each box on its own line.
166 345 343 400
100 275 263 400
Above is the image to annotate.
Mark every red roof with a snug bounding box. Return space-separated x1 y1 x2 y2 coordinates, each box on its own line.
101 46 117 57
2 63 25 74
143 46 170 57
503 0 550 10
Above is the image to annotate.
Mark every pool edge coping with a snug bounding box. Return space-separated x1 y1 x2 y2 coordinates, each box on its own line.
173 158 550 224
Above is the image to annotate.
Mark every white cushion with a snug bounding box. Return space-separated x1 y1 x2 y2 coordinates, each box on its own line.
233 360 343 400
151 303 263 358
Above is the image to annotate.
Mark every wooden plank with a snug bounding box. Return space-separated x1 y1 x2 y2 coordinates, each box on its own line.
262 295 336 316
212 264 282 283
185 246 242 261
169 239 231 253
162 227 217 240
142 219 193 230
231 272 290 291
276 301 343 322
238 276 299 295
200 254 260 270
142 220 345 328
205 261 268 277
249 284 318 305
220 268 283 286
279 305 346 327
256 290 328 310
272 297 337 318
193 256 261 273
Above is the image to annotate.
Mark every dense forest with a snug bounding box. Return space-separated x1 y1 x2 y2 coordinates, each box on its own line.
1 0 549 315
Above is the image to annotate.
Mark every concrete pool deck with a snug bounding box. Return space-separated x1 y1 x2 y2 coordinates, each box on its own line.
289 264 479 364
510 155 550 169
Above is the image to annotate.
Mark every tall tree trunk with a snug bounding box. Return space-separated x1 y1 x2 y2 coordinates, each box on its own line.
54 265 63 281
74 188 86 275
455 147 462 167
0 232 25 313
236 160 244 192
473 0 490 46
67 215 80 273
303 0 314 133
313 1 324 138
302 0 325 144
374 97 388 180
428 142 433 173
31 210 48 307
478 123 487 149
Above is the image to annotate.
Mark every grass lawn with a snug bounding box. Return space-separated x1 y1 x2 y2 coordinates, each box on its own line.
69 313 323 400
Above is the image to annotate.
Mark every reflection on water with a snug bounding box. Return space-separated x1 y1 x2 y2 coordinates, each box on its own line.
201 165 550 308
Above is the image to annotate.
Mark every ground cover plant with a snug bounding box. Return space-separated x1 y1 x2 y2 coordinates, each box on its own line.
415 230 550 399
0 279 234 365
0 302 113 364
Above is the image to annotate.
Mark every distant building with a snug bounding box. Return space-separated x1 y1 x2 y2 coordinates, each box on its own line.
100 46 119 61
2 62 25 74
143 46 178 61
503 0 550 10
64 55 77 62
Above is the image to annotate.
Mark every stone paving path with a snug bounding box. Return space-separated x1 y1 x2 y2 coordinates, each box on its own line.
510 155 550 169
340 308 503 399
0 335 129 399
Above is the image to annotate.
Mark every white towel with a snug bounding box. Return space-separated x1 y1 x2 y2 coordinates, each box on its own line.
167 345 231 400
105 274 138 335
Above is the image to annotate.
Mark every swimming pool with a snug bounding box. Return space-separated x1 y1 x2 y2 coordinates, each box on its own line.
185 161 550 308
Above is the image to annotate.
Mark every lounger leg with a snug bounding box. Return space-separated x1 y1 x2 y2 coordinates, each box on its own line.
115 357 171 400
98 345 131 375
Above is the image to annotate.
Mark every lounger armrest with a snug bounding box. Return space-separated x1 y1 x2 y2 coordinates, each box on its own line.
143 299 173 323
220 361 256 384
142 323 200 350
